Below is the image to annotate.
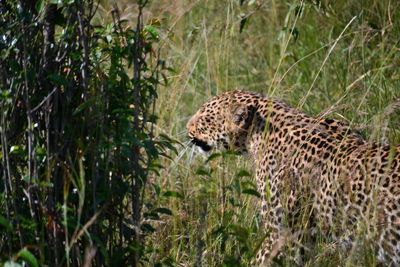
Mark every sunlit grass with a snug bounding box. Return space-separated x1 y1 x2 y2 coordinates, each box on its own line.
101 0 400 265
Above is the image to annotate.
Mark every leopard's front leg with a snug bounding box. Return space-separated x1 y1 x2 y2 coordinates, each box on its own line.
255 168 287 266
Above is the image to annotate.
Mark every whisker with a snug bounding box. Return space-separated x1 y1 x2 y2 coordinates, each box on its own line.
163 138 210 174
175 141 191 162
189 144 196 163
176 130 188 137
166 141 191 172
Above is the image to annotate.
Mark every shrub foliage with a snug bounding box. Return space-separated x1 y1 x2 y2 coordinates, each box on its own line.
0 0 169 265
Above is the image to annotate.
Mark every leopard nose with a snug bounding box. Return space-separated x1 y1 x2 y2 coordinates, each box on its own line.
186 115 198 134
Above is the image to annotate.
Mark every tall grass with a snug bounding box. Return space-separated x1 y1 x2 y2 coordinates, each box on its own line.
106 0 399 265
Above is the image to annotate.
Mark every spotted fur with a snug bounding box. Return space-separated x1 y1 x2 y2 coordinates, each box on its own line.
187 90 400 265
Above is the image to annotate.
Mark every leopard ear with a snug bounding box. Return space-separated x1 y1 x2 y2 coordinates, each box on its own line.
230 104 254 130
231 104 248 128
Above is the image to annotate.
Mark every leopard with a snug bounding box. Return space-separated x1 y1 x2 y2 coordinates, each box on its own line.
187 90 400 266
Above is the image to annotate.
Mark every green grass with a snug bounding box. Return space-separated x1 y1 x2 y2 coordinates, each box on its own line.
101 0 400 265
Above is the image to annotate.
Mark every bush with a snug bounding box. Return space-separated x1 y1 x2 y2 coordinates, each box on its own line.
0 0 171 265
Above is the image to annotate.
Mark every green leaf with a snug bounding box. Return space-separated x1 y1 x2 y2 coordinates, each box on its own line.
35 0 45 13
48 73 68 87
148 166 161 176
141 223 156 233
239 15 248 33
206 152 221 163
162 191 183 199
17 249 39 267
131 138 144 148
144 25 159 40
154 207 172 216
290 27 299 41
242 189 261 198
4 262 23 267
73 96 98 116
241 181 257 189
0 215 12 231
211 225 225 236
222 150 241 157
161 257 175 267
151 183 161 196
196 168 211 176
143 139 159 159
143 212 160 220
9 145 20 154
39 181 54 187
36 146 46 155
54 7 67 26
230 224 250 240
236 170 251 177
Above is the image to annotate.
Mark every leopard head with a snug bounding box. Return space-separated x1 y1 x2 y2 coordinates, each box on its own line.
187 90 260 153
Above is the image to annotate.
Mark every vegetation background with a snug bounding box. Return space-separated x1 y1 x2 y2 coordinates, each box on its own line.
1 0 400 266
